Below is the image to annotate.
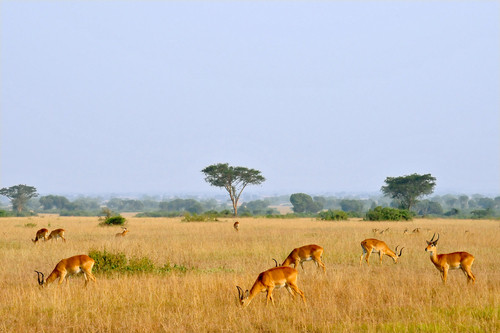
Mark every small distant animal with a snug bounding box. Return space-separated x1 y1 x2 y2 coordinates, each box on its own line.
379 228 390 235
115 228 128 237
47 229 66 242
403 228 409 235
233 221 240 232
372 228 379 233
32 228 49 244
412 228 420 234
360 239 403 265
35 254 96 288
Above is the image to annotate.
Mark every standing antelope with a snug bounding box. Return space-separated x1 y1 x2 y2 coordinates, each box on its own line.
360 239 403 265
281 244 326 273
233 221 239 232
35 254 96 287
236 266 306 306
425 233 475 284
115 227 128 237
47 228 66 242
32 228 49 244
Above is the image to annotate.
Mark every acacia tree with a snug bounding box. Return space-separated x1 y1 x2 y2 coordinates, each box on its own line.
201 163 265 216
381 173 436 211
0 184 39 213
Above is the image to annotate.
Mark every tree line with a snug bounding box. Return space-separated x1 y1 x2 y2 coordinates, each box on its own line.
1 167 499 219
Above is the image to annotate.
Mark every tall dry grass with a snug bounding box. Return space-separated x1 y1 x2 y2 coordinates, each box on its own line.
0 216 498 332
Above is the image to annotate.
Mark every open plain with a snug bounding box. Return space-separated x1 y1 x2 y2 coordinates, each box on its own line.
0 216 498 332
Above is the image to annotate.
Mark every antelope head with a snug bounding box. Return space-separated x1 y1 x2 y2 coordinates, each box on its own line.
236 286 249 306
425 233 439 252
393 245 404 263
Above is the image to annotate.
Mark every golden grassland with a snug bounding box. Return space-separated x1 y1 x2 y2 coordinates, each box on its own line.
0 216 498 332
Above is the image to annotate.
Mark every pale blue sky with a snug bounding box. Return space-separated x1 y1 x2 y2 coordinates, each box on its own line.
1 1 499 197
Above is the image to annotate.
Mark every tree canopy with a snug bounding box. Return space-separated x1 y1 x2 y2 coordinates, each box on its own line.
201 163 265 216
290 193 323 213
381 173 436 211
0 184 38 213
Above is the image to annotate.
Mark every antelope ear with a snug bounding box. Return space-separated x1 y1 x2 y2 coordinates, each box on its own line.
426 241 431 245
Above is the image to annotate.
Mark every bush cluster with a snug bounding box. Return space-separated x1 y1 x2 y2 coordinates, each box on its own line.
318 210 349 221
365 206 413 221
88 249 188 274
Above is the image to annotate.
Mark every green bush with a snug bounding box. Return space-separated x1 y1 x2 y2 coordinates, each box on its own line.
89 249 188 274
102 215 126 226
89 249 127 273
318 210 349 221
365 206 413 221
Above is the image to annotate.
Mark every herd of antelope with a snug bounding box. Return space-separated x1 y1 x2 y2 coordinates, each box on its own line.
31 221 476 306
32 226 127 288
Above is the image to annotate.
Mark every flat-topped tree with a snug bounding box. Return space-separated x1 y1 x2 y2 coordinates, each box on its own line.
201 163 265 216
381 173 436 211
0 184 38 213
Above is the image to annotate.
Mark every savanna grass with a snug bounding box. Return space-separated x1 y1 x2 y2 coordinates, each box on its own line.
0 216 498 332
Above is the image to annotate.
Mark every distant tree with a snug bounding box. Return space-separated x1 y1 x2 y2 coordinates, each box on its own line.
458 195 469 210
415 200 443 216
476 197 495 210
201 163 265 216
340 199 364 213
0 184 38 213
381 173 436 211
290 193 323 213
39 195 71 210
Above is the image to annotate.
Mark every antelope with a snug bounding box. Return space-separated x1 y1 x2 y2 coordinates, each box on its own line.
32 228 49 244
281 244 326 273
403 228 409 235
47 228 66 242
115 227 129 237
233 221 239 232
236 266 306 306
379 228 390 235
412 228 421 234
35 254 96 287
360 239 404 265
425 233 475 284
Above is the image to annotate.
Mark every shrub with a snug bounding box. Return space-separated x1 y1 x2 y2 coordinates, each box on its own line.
24 223 37 228
365 206 413 221
102 215 126 226
88 249 188 274
318 210 349 221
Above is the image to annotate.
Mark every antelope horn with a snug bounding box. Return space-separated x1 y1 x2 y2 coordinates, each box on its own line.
34 270 44 286
236 286 243 299
399 247 404 256
272 258 279 267
433 233 440 244
429 232 437 243
395 245 399 253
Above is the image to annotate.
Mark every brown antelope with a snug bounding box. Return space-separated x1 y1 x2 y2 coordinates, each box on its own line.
412 228 421 234
236 266 306 306
281 244 326 273
115 227 129 237
425 233 475 284
47 228 66 242
35 254 96 287
32 228 49 244
233 221 239 232
360 239 403 265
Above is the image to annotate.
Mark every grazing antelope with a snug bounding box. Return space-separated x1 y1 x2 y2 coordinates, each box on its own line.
35 254 96 287
115 227 129 237
32 228 49 244
281 244 326 273
233 221 239 232
372 228 379 233
412 228 421 234
425 233 475 284
360 239 404 265
236 266 306 307
47 228 66 242
379 228 390 235
403 228 409 235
